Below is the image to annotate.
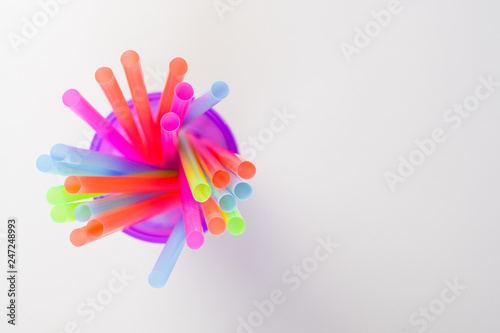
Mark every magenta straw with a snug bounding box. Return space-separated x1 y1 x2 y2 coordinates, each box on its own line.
170 82 194 125
160 112 181 166
184 81 229 124
62 89 142 162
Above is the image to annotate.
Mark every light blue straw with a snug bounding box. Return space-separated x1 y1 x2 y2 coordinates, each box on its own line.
226 172 253 201
36 154 121 176
74 192 159 222
50 143 158 175
183 81 229 124
206 175 237 212
148 220 185 288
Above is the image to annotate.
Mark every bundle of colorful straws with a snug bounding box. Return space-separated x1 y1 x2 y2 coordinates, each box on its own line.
36 50 256 288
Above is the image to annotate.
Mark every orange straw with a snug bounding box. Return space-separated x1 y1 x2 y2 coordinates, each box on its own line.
64 174 178 194
70 226 97 247
120 50 162 165
191 135 256 180
156 58 188 125
187 134 230 189
200 197 226 236
86 192 180 238
95 67 148 160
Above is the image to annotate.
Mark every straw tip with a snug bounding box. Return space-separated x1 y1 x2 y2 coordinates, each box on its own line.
50 206 68 223
47 186 64 205
234 182 253 201
74 205 91 222
208 217 226 236
120 50 140 67
64 176 82 194
186 231 204 249
193 184 211 203
211 81 230 100
148 271 168 288
70 228 88 247
62 89 81 107
36 154 52 173
87 219 104 238
175 82 194 100
219 195 237 213
213 170 231 189
50 143 68 161
227 217 246 236
95 67 114 84
169 57 188 76
238 161 256 180
161 112 181 132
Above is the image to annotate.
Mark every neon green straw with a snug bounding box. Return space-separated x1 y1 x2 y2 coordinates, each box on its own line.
221 208 246 235
50 202 85 223
178 137 211 202
46 185 105 205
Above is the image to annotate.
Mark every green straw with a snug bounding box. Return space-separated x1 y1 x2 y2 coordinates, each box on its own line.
50 202 85 223
47 185 105 205
221 208 246 235
178 137 211 202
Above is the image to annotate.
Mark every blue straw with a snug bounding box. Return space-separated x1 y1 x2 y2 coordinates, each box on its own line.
36 154 121 176
183 81 229 124
50 143 158 174
74 192 160 222
148 220 186 288
206 176 237 212
226 172 253 201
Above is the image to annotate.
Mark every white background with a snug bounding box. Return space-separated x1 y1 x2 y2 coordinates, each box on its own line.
1 0 500 332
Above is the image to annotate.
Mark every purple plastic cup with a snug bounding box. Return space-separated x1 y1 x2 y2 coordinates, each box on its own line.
90 92 238 243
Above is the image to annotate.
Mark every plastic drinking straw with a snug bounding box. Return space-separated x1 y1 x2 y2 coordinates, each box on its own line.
148 220 186 288
178 137 211 202
50 144 158 174
120 50 162 165
64 174 178 194
160 113 181 165
86 192 180 238
179 167 205 250
226 172 253 201
134 170 178 177
74 192 160 222
156 57 188 125
70 224 151 247
186 133 230 189
62 89 142 162
51 202 85 223
192 135 256 180
183 81 230 124
206 176 237 212
169 82 194 125
47 186 104 205
70 226 94 247
95 67 147 158
37 154 121 176
200 197 226 236
221 208 246 236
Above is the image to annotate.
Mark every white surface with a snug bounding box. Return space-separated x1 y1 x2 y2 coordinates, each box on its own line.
1 0 500 332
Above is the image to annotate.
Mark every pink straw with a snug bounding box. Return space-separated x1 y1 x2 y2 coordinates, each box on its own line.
156 57 188 125
62 89 142 162
170 82 194 126
161 112 181 166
